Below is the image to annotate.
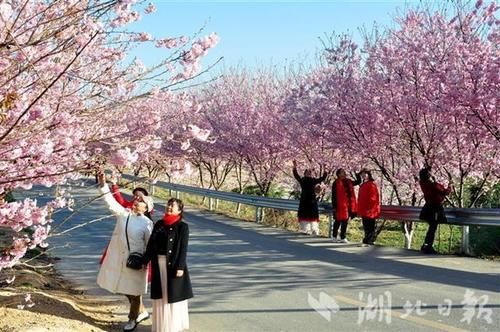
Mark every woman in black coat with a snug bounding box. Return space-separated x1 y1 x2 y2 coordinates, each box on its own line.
293 160 328 235
144 198 193 332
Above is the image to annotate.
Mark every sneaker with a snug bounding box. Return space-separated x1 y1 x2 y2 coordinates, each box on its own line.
123 319 138 332
136 311 149 323
332 237 338 243
339 238 349 244
360 243 369 247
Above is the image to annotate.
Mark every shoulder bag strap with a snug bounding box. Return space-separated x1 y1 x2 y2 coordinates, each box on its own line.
125 214 131 253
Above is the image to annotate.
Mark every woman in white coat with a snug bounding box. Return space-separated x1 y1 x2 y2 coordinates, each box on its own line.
97 172 154 332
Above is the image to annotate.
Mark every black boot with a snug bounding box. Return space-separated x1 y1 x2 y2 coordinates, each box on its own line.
421 244 438 254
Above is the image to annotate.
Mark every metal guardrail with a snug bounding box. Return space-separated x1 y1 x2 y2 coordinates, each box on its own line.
122 174 500 254
121 175 500 228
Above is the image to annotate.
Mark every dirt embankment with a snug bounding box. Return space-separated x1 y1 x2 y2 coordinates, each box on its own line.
0 242 124 332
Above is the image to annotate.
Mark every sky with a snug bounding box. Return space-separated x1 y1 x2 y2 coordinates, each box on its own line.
128 1 425 77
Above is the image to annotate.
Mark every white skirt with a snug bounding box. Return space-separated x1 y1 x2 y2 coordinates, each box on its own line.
299 221 319 235
152 256 189 332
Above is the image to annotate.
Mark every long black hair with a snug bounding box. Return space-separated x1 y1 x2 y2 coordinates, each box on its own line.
336 168 345 177
133 187 149 196
361 169 375 181
419 167 432 182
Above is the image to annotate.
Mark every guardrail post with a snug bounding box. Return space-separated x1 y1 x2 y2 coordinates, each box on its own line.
209 197 214 211
328 213 334 238
461 225 470 255
255 207 262 223
175 191 180 199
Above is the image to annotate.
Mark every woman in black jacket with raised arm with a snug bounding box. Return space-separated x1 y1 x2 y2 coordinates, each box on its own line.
293 160 328 235
144 198 193 332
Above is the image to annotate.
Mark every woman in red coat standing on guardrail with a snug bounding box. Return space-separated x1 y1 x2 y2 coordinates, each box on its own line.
419 166 452 254
357 169 381 246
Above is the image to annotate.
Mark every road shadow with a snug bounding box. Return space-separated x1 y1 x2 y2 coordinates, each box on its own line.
185 209 500 297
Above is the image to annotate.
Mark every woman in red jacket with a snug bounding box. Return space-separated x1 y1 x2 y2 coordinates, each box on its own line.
331 168 360 243
357 169 380 246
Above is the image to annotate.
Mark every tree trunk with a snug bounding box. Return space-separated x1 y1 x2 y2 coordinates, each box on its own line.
403 221 414 249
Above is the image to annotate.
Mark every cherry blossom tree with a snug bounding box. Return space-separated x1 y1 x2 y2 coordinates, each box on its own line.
360 1 498 208
0 0 218 271
200 69 291 197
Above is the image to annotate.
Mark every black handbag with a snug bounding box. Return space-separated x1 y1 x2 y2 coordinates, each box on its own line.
125 214 144 270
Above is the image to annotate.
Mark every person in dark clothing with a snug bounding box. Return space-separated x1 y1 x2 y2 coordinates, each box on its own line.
331 168 361 243
419 167 452 254
143 198 192 331
293 160 328 235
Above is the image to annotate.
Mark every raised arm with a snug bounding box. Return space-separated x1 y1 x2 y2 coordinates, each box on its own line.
111 184 132 208
314 171 328 184
292 167 302 182
435 182 451 196
292 161 302 183
99 184 128 216
97 172 127 216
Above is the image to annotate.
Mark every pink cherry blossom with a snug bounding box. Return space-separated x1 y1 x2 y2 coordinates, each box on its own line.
110 148 139 167
145 3 156 14
156 38 178 49
0 3 13 21
10 238 28 258
181 140 191 151
188 124 211 142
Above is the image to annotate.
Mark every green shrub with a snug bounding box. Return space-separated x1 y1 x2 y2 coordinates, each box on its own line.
470 226 500 256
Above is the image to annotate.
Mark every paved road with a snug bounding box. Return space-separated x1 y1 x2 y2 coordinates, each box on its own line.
26 180 500 331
